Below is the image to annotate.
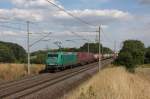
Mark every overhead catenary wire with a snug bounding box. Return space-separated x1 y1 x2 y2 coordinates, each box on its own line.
101 28 113 43
0 21 26 25
0 17 30 25
45 0 97 27
69 31 94 42
70 32 85 41
28 0 99 41
0 23 51 39
0 24 26 31
29 32 52 47
0 0 102 49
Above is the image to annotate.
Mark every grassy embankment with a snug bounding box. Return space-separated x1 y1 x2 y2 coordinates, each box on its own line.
63 64 150 99
0 64 45 81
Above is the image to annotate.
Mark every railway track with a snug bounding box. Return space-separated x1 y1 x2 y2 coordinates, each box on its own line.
0 73 50 89
0 58 113 99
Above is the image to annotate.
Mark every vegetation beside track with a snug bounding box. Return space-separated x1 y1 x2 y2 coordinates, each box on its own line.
0 41 26 63
140 64 150 68
114 40 150 72
0 64 45 81
63 64 150 99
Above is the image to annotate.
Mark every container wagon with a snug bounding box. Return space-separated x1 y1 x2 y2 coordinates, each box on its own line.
77 52 95 65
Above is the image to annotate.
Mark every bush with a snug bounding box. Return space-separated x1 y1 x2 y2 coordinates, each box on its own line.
31 54 46 64
31 51 47 64
115 52 135 72
115 40 145 72
145 47 150 64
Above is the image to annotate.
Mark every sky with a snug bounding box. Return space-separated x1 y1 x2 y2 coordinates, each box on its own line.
0 0 150 52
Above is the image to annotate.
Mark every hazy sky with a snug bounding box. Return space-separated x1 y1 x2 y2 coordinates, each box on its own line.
0 0 149 52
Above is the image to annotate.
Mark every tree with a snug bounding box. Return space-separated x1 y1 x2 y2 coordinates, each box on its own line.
7 44 26 62
79 43 112 54
145 47 150 64
115 40 145 72
0 44 15 63
31 54 47 64
59 48 79 52
80 43 100 53
0 41 27 63
102 47 113 54
31 50 47 64
115 51 135 72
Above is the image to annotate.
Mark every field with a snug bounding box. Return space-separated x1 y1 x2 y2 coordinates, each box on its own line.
63 64 150 99
0 64 45 81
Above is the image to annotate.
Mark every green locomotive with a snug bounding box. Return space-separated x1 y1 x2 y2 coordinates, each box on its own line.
46 52 77 70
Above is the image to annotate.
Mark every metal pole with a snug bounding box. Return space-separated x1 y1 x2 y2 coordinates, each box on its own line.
27 21 30 75
98 26 101 72
88 42 89 54
114 40 116 59
114 40 116 53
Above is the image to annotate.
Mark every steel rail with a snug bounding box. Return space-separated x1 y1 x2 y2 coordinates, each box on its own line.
0 58 113 99
0 62 98 98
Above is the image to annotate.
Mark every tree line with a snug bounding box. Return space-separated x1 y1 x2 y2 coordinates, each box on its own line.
0 40 149 67
31 43 113 64
0 41 113 64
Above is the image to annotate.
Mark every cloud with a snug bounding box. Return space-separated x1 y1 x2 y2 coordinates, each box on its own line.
48 9 132 29
55 9 131 19
0 0 134 48
0 8 43 21
81 0 111 4
0 7 131 33
9 0 132 25
138 0 150 5
0 0 132 32
101 25 108 29
71 9 132 20
12 0 50 7
11 0 63 9
2 31 18 36
0 0 149 51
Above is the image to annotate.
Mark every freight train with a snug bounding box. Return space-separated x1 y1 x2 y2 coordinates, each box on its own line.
45 52 113 71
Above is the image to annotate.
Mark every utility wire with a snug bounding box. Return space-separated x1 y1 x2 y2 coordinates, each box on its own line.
70 31 93 42
30 0 98 39
0 23 51 38
29 32 52 47
70 31 87 41
101 28 113 43
0 24 26 31
45 0 96 27
0 21 26 25
0 17 29 25
0 33 27 38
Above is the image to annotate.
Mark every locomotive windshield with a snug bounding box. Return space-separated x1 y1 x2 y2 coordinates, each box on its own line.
48 54 58 58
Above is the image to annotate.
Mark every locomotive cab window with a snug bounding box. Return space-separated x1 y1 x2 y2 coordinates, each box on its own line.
48 54 58 58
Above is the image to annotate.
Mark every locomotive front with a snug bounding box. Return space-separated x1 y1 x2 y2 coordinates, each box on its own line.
46 52 59 70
